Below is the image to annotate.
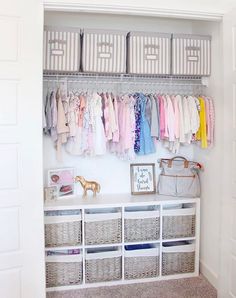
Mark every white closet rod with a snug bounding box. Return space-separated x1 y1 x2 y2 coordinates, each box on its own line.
43 73 202 79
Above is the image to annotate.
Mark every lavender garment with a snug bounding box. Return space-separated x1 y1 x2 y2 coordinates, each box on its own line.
145 95 152 126
134 94 141 153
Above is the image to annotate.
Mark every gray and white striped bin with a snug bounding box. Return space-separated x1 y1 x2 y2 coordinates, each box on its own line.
127 31 171 75
43 26 81 73
82 29 127 73
171 34 211 76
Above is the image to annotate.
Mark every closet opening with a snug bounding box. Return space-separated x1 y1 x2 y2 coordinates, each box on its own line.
43 10 222 294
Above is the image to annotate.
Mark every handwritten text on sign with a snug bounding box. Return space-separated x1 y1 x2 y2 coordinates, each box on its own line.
133 165 154 193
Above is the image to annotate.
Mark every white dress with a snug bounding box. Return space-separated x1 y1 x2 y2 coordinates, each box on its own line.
92 93 107 155
66 94 83 155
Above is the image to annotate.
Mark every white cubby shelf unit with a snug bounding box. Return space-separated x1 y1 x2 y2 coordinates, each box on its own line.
44 194 200 292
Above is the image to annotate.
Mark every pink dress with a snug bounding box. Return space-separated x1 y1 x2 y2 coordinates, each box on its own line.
112 96 120 143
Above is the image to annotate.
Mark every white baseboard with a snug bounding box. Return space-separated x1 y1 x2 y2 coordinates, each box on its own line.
200 260 218 290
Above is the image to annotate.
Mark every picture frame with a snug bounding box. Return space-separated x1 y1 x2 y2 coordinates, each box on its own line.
44 186 57 203
130 163 156 195
47 167 75 198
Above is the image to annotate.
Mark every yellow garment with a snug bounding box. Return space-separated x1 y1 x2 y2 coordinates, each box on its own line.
196 97 208 148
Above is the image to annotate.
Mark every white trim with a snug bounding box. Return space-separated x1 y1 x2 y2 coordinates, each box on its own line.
124 247 159 257
85 248 122 260
43 3 223 21
45 245 83 251
200 260 218 289
46 254 83 262
162 243 195 253
84 212 121 222
45 214 82 223
124 210 160 219
162 207 196 216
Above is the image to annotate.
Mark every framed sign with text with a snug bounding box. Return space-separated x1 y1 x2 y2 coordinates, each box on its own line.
130 163 156 195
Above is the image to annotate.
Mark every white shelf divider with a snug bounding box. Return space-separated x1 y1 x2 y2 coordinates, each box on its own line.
82 208 86 285
121 206 125 281
159 204 163 277
195 199 201 275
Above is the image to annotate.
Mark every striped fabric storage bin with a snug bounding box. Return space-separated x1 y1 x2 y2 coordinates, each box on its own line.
172 34 211 76
127 32 171 75
82 29 127 73
43 26 81 73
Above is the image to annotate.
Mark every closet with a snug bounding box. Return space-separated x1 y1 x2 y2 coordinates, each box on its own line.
3 0 236 296
42 10 222 294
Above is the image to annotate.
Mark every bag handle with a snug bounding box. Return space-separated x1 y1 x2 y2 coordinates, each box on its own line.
170 156 187 162
159 157 202 170
160 156 189 168
169 156 189 168
168 157 189 168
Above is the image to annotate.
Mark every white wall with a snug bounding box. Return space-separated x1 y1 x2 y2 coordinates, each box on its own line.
191 21 223 288
43 11 222 290
44 11 194 33
44 137 195 194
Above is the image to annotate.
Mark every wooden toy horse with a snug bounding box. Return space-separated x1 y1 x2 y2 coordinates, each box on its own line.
75 176 100 197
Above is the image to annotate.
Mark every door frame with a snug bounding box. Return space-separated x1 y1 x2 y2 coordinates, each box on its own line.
43 2 223 21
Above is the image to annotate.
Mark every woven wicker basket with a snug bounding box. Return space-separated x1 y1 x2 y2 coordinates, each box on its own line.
85 248 122 283
46 255 83 287
162 242 195 275
85 212 122 245
124 247 159 280
45 214 82 247
162 208 196 239
124 210 160 242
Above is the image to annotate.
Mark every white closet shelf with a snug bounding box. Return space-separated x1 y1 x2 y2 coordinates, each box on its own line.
44 193 198 210
44 238 196 252
43 73 207 86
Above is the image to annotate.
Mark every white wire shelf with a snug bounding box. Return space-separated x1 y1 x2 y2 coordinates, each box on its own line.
43 72 207 86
